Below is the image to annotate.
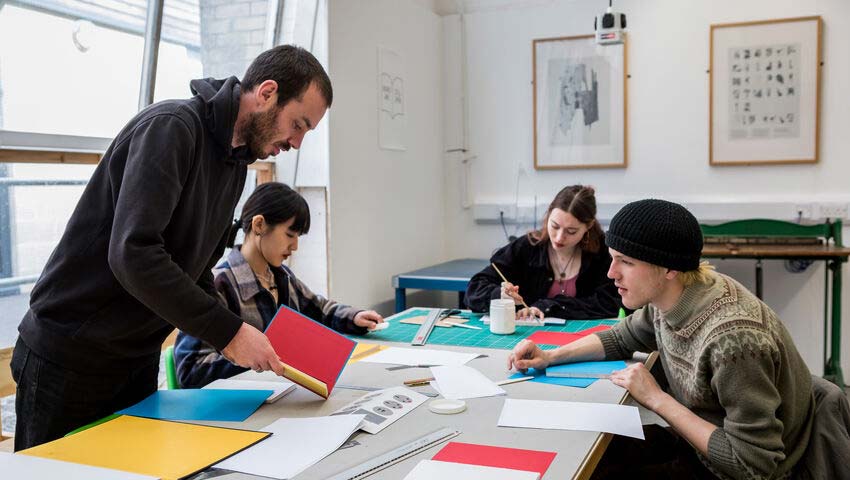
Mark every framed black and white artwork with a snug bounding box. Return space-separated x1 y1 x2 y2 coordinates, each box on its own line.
710 16 822 166
533 34 627 169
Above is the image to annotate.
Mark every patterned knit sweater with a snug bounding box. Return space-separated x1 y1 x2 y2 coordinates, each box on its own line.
596 271 814 480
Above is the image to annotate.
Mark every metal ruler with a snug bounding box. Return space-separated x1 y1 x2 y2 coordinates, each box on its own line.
411 309 443 346
324 427 461 480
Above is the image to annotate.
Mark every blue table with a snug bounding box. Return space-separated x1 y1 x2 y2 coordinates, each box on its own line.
391 258 488 312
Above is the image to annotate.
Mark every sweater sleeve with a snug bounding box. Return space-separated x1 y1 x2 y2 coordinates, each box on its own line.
107 114 242 351
286 268 367 335
705 331 786 480
595 306 658 359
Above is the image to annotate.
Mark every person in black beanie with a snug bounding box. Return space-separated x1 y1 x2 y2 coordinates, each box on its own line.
507 199 844 479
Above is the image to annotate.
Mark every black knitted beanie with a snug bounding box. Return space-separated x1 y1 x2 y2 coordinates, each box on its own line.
605 199 703 271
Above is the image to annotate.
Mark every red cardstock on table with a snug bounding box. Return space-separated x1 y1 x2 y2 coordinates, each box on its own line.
263 305 356 398
525 331 583 346
432 441 557 477
525 325 611 346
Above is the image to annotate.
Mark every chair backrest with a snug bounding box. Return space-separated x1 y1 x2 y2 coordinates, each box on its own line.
700 218 841 245
0 347 15 441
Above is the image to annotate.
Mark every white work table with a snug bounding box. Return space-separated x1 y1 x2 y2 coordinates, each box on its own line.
188 339 635 480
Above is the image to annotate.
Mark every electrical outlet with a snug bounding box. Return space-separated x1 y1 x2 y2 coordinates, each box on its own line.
792 203 813 220
817 202 850 220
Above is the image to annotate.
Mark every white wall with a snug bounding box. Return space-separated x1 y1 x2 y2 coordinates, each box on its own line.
327 0 445 311
441 0 850 381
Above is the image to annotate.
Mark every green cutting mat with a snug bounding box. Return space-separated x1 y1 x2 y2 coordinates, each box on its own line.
360 308 618 351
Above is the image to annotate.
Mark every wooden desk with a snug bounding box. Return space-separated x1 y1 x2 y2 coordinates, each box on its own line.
189 341 635 479
701 243 850 389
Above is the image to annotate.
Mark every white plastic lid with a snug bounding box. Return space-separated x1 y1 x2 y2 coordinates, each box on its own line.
428 398 467 415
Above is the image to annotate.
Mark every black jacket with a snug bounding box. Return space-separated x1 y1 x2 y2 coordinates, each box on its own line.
465 235 623 319
18 77 255 372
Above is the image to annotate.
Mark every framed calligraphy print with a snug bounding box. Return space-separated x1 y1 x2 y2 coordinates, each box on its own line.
710 16 822 166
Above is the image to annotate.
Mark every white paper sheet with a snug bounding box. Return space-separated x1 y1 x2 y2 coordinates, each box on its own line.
497 398 645 439
214 415 365 479
403 460 540 480
203 378 296 403
361 347 480 366
429 365 506 400
0 452 156 480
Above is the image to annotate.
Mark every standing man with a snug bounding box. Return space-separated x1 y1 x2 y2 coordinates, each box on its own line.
509 199 816 479
11 45 332 450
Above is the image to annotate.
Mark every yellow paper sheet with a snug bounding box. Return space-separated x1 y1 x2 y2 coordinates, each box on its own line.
20 415 269 480
347 342 388 364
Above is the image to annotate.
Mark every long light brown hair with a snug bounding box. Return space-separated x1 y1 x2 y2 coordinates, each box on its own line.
528 185 604 253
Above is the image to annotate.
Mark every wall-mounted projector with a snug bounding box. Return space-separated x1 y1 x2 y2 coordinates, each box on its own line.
594 1 626 46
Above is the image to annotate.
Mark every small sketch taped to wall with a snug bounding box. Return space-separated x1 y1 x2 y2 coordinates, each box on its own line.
378 46 406 150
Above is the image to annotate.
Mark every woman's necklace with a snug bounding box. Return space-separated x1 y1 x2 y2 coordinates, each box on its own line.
252 265 277 292
552 248 578 294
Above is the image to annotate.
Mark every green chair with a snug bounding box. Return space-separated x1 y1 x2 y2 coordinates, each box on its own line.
164 345 180 390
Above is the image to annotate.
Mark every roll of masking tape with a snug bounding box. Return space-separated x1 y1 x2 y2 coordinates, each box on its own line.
428 398 467 415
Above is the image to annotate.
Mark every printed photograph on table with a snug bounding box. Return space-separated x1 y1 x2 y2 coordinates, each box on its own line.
709 16 822 166
532 34 627 169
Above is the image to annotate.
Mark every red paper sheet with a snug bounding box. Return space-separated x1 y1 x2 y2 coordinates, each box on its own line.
432 441 557 477
526 331 583 346
526 325 612 346
264 305 356 398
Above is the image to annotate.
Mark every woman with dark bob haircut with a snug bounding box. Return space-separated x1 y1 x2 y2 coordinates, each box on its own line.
174 182 383 388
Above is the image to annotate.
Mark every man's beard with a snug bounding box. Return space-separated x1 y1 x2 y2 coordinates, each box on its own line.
238 107 285 160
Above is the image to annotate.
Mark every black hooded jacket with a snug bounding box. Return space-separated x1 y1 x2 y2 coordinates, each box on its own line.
18 77 256 371
465 235 624 320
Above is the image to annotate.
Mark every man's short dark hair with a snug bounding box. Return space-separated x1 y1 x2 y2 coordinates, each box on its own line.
242 45 333 108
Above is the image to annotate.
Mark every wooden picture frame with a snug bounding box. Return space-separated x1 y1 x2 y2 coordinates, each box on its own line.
533 34 628 170
709 16 822 166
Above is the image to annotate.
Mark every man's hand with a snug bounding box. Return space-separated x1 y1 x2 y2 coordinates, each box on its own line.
609 363 665 410
354 310 384 330
221 322 286 376
508 339 551 373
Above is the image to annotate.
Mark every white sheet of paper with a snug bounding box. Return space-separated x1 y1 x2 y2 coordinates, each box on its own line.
498 398 645 439
403 460 540 480
361 347 480 366
203 378 296 403
430 365 506 400
0 452 157 480
214 415 365 479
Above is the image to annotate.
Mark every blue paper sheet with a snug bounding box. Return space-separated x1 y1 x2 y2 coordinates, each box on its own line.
545 360 628 378
116 389 272 422
509 368 596 388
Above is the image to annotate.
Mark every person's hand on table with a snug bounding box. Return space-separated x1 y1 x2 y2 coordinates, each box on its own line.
354 310 384 330
517 306 544 320
609 363 665 410
508 339 551 373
